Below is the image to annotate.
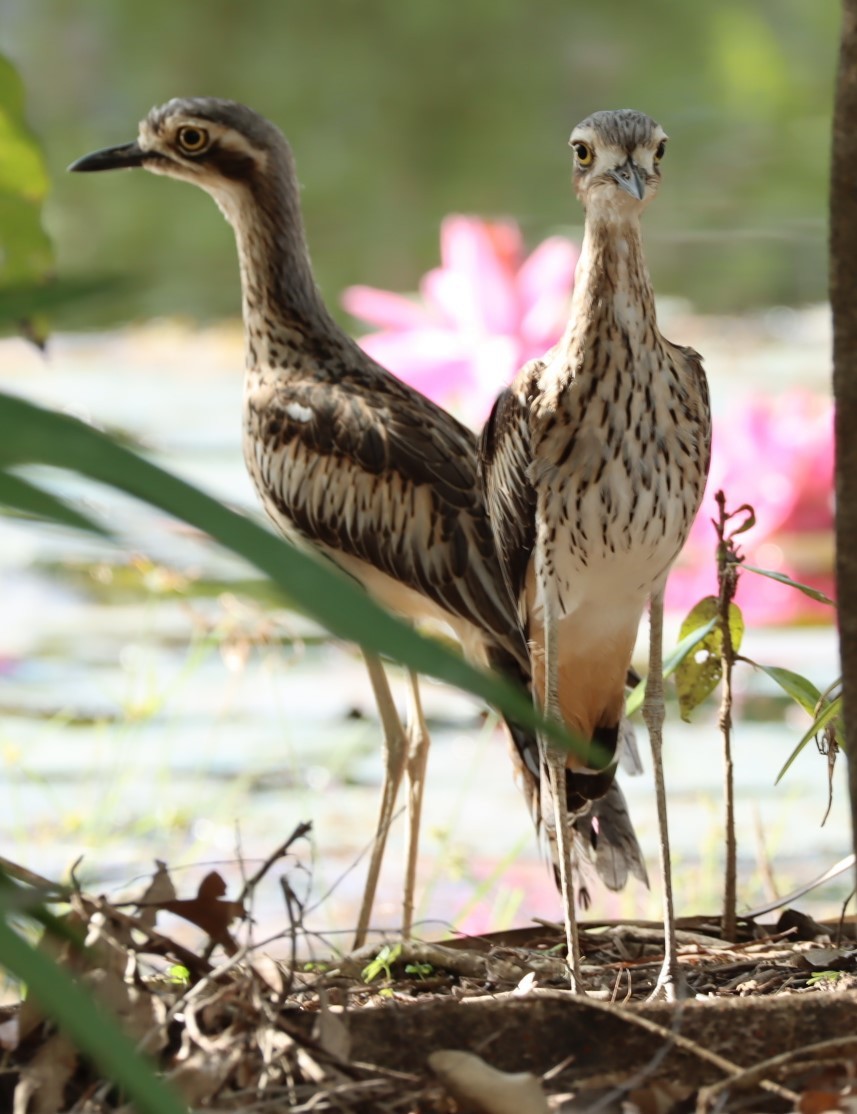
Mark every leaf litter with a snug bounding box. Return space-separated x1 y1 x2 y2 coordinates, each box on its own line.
3 828 857 1113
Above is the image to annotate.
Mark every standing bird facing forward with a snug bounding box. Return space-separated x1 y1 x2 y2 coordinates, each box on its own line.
481 110 711 995
69 98 646 948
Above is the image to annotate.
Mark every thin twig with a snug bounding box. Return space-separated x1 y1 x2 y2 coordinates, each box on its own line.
714 492 750 944
199 821 313 964
237 821 314 906
697 1035 857 1112
481 989 797 1105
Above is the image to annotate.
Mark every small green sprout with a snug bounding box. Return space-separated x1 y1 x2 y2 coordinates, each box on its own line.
405 962 433 979
361 943 402 983
807 970 841 986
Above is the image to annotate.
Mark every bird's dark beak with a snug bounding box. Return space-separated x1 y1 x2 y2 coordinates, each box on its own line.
68 141 147 173
609 159 646 201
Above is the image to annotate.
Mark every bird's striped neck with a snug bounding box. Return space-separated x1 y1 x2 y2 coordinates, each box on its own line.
217 146 340 370
568 216 657 344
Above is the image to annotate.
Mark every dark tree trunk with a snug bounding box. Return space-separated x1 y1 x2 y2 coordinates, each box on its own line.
831 0 857 884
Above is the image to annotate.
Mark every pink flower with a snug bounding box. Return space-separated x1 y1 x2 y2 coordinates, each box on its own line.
343 213 834 626
667 392 834 624
343 215 578 428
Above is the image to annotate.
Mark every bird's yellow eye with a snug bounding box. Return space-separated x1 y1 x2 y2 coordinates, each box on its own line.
176 125 210 154
654 139 667 163
571 141 593 166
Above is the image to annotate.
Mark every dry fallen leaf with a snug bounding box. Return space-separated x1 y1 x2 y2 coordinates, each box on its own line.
13 1031 77 1114
315 992 351 1064
159 871 245 954
429 1049 549 1114
136 860 178 930
799 1087 857 1114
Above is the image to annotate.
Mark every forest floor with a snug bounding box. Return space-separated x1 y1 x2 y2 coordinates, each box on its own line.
4 841 857 1114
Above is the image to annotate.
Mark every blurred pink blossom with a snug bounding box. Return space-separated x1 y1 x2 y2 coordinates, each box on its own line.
344 215 834 625
343 214 578 428
666 392 834 623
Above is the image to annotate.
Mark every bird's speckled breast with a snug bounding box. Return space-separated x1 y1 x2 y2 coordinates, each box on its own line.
531 337 709 618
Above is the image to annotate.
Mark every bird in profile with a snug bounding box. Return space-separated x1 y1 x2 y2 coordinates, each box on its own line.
69 98 648 948
480 109 711 995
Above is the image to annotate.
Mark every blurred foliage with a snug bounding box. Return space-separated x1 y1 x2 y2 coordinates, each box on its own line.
0 52 51 286
1 0 838 325
0 52 130 336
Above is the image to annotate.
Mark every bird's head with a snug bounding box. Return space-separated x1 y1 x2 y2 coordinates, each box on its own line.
568 109 667 219
69 97 289 225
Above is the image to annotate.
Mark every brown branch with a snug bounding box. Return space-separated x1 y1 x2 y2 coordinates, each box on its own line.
697 1035 857 1112
481 990 797 1106
713 491 744 943
831 0 857 901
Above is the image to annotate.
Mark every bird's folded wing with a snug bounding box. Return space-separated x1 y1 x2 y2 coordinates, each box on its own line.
250 368 519 649
478 376 539 625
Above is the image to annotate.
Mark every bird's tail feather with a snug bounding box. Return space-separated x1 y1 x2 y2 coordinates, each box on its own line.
503 716 647 896
493 645 648 900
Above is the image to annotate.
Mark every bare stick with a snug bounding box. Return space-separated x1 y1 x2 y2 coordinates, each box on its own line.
714 491 739 943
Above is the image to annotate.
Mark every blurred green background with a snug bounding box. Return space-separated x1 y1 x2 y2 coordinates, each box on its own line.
3 0 838 324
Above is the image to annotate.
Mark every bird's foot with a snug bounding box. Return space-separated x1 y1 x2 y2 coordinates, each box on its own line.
648 958 688 1002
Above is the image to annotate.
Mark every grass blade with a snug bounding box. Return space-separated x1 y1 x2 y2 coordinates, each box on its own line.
741 564 834 606
625 614 718 717
0 917 187 1114
0 390 582 753
0 468 109 535
751 663 822 718
776 695 842 783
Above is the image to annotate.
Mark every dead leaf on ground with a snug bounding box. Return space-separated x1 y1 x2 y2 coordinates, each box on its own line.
12 1031 77 1114
135 860 177 930
429 1049 549 1114
158 871 245 954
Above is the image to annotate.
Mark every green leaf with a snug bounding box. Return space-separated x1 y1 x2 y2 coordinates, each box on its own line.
752 663 822 718
362 943 402 983
0 55 53 287
0 917 187 1114
741 564 834 606
625 614 718 717
674 596 744 720
0 390 579 754
776 694 842 783
0 275 130 327
0 468 109 535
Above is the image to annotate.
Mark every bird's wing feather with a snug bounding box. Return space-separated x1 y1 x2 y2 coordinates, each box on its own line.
675 344 713 475
246 364 520 656
478 368 541 623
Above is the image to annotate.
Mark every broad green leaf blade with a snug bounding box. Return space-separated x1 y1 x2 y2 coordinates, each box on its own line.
0 275 130 327
0 468 109 535
0 917 187 1114
776 695 842 783
0 55 52 287
0 390 580 754
625 615 718 717
741 564 834 606
753 663 822 718
674 596 744 721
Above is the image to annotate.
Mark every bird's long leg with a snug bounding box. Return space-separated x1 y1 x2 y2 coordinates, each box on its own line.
352 651 409 950
541 578 582 992
643 586 682 1000
402 669 430 939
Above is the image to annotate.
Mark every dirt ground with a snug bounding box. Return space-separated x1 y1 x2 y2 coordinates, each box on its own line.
4 845 857 1114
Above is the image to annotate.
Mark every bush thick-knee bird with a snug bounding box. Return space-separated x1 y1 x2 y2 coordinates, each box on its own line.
480 109 711 994
71 98 649 946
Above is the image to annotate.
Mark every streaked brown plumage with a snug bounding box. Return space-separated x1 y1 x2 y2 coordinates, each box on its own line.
480 109 711 993
70 97 648 944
